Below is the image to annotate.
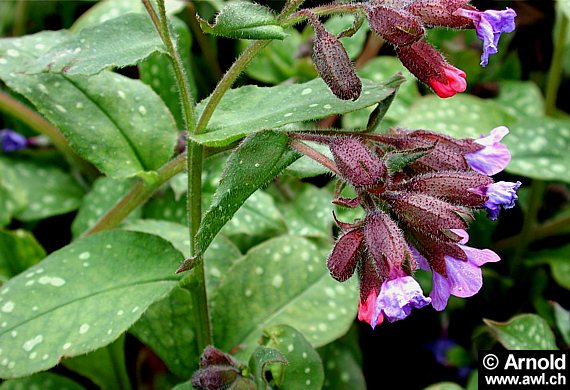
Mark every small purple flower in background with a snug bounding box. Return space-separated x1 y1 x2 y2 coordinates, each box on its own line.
470 181 522 220
373 275 431 325
454 7 517 66
465 126 511 175
0 129 27 152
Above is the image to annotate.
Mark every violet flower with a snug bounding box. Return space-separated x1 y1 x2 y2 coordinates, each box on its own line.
464 126 511 175
416 229 500 311
372 275 431 325
471 181 522 220
454 7 517 66
0 129 27 152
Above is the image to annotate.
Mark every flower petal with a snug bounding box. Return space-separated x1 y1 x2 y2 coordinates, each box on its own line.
358 288 383 328
374 276 431 322
464 126 511 175
430 271 451 311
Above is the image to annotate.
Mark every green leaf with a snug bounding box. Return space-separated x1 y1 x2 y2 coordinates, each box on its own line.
0 230 183 378
319 342 366 390
198 1 287 40
324 15 369 60
72 0 186 31
261 324 324 390
285 141 331 178
241 31 304 84
129 286 198 378
504 117 570 183
249 346 288 389
139 17 196 129
484 314 558 350
62 335 131 390
221 191 287 238
123 219 242 291
212 235 358 359
0 372 85 390
528 244 570 290
192 77 403 147
0 32 178 178
72 177 140 238
30 14 165 76
494 81 544 118
551 302 570 346
398 94 516 138
0 229 45 282
423 383 463 390
280 185 333 238
0 157 84 222
342 56 419 131
196 130 299 255
384 147 433 175
0 158 27 227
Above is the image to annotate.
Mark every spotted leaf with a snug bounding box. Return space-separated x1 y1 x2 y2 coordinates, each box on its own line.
191 77 403 147
483 314 558 350
211 235 358 359
0 32 178 179
261 324 324 389
0 230 183 379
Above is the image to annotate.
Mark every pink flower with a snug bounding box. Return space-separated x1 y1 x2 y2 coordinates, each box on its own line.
373 275 431 323
428 64 467 98
358 288 383 328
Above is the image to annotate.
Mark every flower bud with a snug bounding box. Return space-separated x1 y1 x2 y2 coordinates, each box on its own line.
365 4 425 46
363 211 412 278
408 0 474 28
308 14 362 100
397 40 466 98
388 192 470 235
330 137 384 188
399 171 492 207
327 228 364 282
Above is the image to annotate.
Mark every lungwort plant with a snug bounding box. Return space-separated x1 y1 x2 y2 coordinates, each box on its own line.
0 0 568 389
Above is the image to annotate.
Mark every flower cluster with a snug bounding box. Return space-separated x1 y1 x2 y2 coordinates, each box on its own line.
365 0 517 97
305 1 516 99
323 127 520 328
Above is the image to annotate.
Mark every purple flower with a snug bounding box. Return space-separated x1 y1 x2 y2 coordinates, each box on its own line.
0 129 27 152
454 7 516 66
413 230 500 311
464 126 511 175
470 181 522 220
372 275 431 325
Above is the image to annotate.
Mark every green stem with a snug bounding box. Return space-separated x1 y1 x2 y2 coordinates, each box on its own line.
195 40 270 134
145 0 212 352
285 3 363 27
84 152 186 236
512 180 546 266
12 0 27 36
545 13 568 116
0 90 94 175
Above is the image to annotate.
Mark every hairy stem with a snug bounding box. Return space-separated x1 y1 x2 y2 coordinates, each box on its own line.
84 152 186 236
290 139 340 176
195 40 270 133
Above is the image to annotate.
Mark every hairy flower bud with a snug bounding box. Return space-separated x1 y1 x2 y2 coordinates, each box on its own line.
365 4 425 46
308 14 362 100
397 40 466 98
388 192 470 235
330 137 384 188
364 211 412 278
399 171 492 206
327 228 363 282
408 0 474 28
